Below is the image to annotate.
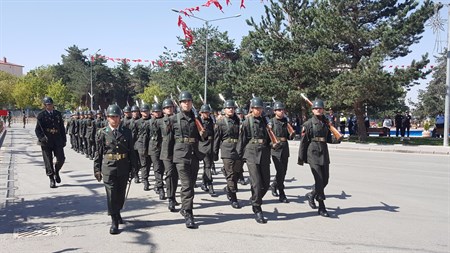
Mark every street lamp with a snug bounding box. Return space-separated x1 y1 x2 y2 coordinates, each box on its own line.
172 9 241 104
89 49 101 111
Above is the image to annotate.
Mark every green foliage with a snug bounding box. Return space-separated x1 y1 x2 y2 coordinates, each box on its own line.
46 80 71 110
136 82 166 105
0 71 19 108
424 121 430 131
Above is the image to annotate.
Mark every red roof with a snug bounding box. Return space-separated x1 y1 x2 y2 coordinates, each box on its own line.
0 60 24 67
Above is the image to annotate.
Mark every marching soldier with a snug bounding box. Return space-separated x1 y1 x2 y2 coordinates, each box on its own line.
122 105 132 129
66 112 77 150
134 104 152 191
81 111 88 156
77 111 85 154
198 104 215 196
235 107 247 185
72 112 80 152
269 101 295 203
147 103 165 199
85 111 96 160
169 91 205 228
129 105 141 183
298 99 340 217
94 104 138 234
237 97 272 223
93 110 106 156
158 98 179 212
214 100 242 208
35 97 66 188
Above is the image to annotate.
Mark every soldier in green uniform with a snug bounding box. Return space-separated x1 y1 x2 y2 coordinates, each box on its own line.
214 100 242 208
129 105 141 183
122 106 132 129
198 104 215 196
169 91 206 228
147 103 165 199
93 110 106 156
66 112 77 150
235 107 247 185
35 97 66 188
269 101 295 203
81 111 89 156
85 111 95 160
298 99 340 217
77 111 85 154
94 104 138 234
72 112 80 152
134 104 152 191
158 98 179 212
237 97 272 224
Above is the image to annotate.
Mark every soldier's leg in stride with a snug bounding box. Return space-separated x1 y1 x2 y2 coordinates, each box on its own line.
176 162 198 228
53 147 65 184
247 162 267 223
140 154 151 191
310 164 330 217
151 155 165 199
272 154 289 203
259 162 271 200
201 154 214 194
164 160 178 212
103 174 124 234
133 150 141 183
41 146 56 188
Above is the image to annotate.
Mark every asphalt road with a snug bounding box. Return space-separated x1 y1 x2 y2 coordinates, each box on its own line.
0 124 449 253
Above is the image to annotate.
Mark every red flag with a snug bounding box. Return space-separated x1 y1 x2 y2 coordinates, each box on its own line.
203 0 223 12
240 0 246 8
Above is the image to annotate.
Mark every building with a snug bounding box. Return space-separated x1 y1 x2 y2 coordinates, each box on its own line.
0 57 24 76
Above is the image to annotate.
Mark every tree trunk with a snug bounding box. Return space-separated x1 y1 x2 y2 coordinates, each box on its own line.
353 101 367 142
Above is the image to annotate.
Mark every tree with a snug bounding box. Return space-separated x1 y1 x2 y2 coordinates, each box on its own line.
0 71 19 108
411 50 447 119
136 82 166 105
46 80 72 110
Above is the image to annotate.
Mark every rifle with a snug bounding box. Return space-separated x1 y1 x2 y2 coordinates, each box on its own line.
271 96 295 136
300 93 343 141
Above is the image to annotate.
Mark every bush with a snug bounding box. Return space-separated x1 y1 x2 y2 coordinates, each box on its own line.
424 121 430 131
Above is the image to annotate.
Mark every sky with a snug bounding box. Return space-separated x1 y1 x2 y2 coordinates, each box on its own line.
0 0 447 106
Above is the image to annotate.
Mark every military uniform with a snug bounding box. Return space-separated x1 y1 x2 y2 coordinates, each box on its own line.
214 101 242 208
134 105 152 190
94 104 138 234
35 97 66 188
198 105 215 195
85 112 96 159
129 106 141 183
76 112 84 154
237 97 271 223
93 111 106 156
269 102 294 203
147 108 164 198
298 99 340 217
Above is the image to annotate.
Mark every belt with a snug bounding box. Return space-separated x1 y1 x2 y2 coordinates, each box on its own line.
277 137 287 142
46 128 59 134
105 153 127 160
312 137 326 142
225 138 238 143
250 138 265 144
176 137 196 143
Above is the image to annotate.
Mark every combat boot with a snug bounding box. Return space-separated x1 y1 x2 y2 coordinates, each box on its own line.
159 187 166 200
117 212 124 224
143 180 150 191
134 175 140 184
110 215 119 234
278 189 289 203
223 186 231 201
49 176 56 188
305 192 317 209
168 198 176 212
270 183 279 197
184 210 197 229
230 192 240 209
208 183 215 196
252 206 266 224
200 183 209 192
54 171 61 184
318 200 329 217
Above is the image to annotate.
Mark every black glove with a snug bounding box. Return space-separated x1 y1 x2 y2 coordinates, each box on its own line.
94 172 102 182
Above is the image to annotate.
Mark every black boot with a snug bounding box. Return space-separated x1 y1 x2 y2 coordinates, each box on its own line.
168 198 176 212
184 210 197 229
278 189 289 203
230 192 240 209
159 187 166 200
211 166 217 175
252 206 266 224
200 183 209 192
117 213 124 224
318 200 329 217
134 175 140 184
305 192 317 209
223 187 231 201
270 183 279 197
49 176 56 188
143 180 150 191
55 171 61 184
110 215 119 234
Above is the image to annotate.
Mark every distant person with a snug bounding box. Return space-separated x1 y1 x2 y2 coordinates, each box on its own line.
435 112 444 138
348 115 355 136
326 108 337 127
394 111 404 137
402 111 412 137
22 110 26 128
382 115 393 137
339 113 347 135
7 111 12 127
364 116 370 134
35 97 66 188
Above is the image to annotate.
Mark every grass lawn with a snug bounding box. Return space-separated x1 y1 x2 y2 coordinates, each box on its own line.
344 136 448 146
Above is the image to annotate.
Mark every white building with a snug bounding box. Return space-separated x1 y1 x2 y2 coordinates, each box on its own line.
0 57 23 76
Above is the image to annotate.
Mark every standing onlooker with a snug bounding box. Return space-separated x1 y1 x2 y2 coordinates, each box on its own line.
394 111 404 137
35 97 66 188
435 112 445 138
382 115 393 137
348 115 355 136
402 111 412 137
22 110 27 128
339 113 346 135
326 108 337 127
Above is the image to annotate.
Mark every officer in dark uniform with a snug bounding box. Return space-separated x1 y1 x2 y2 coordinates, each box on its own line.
122 106 132 129
35 97 66 188
72 112 80 152
237 97 271 224
169 91 205 228
269 101 295 203
66 112 77 150
134 104 152 191
94 104 138 234
214 100 242 208
298 99 340 217
129 105 141 183
157 98 179 212
198 104 215 196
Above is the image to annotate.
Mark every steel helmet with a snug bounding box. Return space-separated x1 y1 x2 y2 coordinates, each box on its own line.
42 96 54 105
140 104 150 112
107 104 122 117
273 101 285 110
250 97 264 108
162 99 174 108
223 100 236 108
200 104 211 113
152 103 162 112
123 105 131 113
312 99 324 109
178 91 193 101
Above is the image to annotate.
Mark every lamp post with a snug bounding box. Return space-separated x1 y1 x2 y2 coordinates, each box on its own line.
89 49 101 111
172 9 241 104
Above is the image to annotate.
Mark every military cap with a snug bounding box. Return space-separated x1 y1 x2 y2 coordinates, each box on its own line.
42 96 54 105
